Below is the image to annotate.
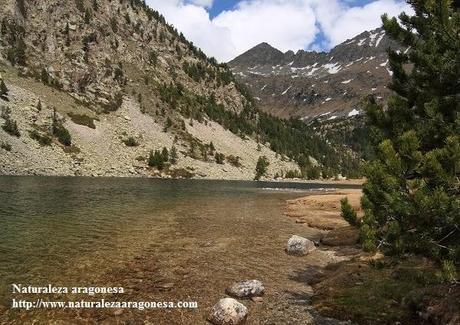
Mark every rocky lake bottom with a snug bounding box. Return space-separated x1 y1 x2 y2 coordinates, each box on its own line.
0 176 361 324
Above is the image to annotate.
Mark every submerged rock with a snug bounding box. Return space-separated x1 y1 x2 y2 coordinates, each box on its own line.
226 280 265 298
286 235 316 256
251 296 263 303
208 298 248 325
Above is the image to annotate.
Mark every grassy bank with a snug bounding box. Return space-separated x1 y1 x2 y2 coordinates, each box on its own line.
286 189 459 324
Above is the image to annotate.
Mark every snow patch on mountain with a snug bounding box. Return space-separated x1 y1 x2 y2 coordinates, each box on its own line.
323 63 342 74
348 109 360 117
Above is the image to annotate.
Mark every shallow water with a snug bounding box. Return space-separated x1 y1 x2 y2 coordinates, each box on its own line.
0 176 358 322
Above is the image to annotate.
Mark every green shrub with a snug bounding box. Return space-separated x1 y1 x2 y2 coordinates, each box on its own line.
0 80 8 100
41 68 50 85
110 17 118 33
6 39 26 66
123 136 139 147
163 117 173 131
84 8 92 24
215 152 225 164
226 155 241 167
0 141 11 151
285 169 301 178
17 0 26 17
2 116 20 137
29 130 52 146
93 0 99 11
169 146 178 164
149 50 158 66
340 198 359 227
148 149 167 170
303 166 321 180
161 147 169 161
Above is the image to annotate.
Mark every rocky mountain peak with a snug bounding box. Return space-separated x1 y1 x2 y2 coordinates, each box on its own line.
229 42 284 67
228 27 402 120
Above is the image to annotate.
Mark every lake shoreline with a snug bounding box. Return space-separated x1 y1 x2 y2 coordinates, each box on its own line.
287 189 460 324
5 179 452 324
0 177 362 324
0 173 364 186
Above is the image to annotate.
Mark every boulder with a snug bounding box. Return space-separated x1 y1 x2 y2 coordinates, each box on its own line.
226 280 264 298
208 298 248 325
286 235 316 256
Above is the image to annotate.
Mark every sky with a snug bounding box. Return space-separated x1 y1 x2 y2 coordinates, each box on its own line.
145 0 412 62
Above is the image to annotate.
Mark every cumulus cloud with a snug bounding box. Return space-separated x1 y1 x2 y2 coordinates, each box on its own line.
187 0 214 7
146 0 411 62
147 0 235 60
313 0 413 47
213 0 318 60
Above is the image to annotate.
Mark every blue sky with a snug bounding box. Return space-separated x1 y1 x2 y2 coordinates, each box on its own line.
208 0 378 17
148 0 411 61
208 0 237 18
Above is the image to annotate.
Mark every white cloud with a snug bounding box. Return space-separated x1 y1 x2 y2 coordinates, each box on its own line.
147 0 235 61
146 0 411 62
187 0 214 7
313 0 413 47
213 0 318 60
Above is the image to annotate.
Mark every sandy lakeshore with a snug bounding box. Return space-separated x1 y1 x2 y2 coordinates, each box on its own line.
284 189 362 229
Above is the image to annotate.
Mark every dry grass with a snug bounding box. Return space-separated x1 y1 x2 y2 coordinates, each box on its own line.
284 189 362 230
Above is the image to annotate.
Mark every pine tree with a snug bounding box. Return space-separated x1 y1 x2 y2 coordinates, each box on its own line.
65 23 71 47
93 0 99 12
52 109 71 146
84 8 92 24
359 1 460 263
17 39 27 66
148 150 165 170
170 145 178 164
0 79 8 100
254 156 269 180
341 198 359 227
161 147 169 162
214 152 225 164
2 117 20 137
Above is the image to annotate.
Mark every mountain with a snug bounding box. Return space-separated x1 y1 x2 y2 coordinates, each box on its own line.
0 0 370 179
0 0 307 179
229 28 402 121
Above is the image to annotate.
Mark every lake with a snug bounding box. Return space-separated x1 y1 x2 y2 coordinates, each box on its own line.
0 176 358 323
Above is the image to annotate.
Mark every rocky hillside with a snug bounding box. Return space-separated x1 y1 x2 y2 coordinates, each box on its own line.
229 28 403 121
0 0 302 179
